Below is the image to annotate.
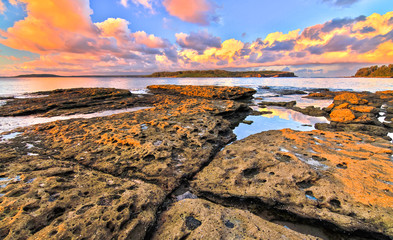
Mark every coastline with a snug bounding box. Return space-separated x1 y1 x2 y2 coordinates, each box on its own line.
0 85 392 239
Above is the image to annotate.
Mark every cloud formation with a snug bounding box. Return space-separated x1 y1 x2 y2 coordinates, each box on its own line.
163 0 217 25
0 0 176 75
176 30 221 53
0 0 392 77
323 0 361 7
120 0 154 11
175 12 393 69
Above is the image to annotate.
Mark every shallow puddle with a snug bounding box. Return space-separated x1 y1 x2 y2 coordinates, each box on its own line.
0 107 151 134
234 106 329 140
261 94 333 108
0 132 22 142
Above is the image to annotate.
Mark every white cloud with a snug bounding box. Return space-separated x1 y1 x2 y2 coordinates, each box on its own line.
120 0 154 11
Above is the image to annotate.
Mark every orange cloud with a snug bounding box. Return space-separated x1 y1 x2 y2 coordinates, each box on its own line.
163 0 217 25
0 0 96 53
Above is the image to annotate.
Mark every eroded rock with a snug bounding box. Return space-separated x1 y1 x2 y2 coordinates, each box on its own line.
0 88 149 117
147 85 256 100
192 129 393 238
152 199 318 240
0 158 164 240
0 86 254 239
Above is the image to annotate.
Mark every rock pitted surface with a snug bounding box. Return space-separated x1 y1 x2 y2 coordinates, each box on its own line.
0 158 164 240
2 85 393 239
301 90 393 138
147 85 256 100
192 129 393 238
152 199 318 240
0 86 253 239
0 88 147 117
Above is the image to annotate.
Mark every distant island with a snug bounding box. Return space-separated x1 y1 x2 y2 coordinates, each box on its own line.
355 64 393 78
146 70 296 78
10 70 296 78
14 74 63 78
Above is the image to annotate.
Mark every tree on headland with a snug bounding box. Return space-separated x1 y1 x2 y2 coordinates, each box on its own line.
355 65 393 78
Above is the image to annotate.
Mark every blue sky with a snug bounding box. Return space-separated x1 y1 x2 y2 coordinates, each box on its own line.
0 0 392 76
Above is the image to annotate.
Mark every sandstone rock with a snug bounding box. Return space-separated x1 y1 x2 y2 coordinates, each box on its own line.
147 85 256 100
0 88 144 117
315 123 389 138
152 199 318 240
335 103 350 109
324 103 335 112
292 106 327 117
0 158 165 240
304 91 335 99
192 129 393 238
350 105 377 113
0 87 252 239
330 109 356 122
334 92 368 105
259 101 296 108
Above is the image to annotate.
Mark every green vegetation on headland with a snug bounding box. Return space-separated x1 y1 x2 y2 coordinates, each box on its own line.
147 70 296 78
354 64 393 78
9 70 296 78
14 74 63 78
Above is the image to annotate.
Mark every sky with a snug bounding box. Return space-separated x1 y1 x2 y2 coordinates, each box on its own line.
0 0 392 77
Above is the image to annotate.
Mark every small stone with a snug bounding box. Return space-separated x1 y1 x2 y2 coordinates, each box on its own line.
185 216 202 230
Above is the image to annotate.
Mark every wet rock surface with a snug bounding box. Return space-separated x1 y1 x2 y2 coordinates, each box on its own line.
267 90 393 138
152 199 318 240
192 129 393 239
147 85 256 100
0 88 150 117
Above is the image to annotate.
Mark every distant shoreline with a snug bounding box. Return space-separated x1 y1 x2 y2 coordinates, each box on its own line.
0 70 297 78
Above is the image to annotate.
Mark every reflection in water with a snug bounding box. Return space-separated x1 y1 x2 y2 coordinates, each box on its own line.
260 94 333 108
0 107 150 134
234 106 329 140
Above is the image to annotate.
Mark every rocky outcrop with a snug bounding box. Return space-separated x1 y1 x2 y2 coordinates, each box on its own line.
259 100 297 108
147 85 256 100
191 129 393 238
301 90 393 138
152 199 318 240
0 86 252 239
0 88 143 117
0 158 164 240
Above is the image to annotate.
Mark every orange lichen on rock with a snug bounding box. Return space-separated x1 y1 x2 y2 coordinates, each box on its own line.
192 129 393 237
147 85 256 100
330 109 356 122
350 105 376 113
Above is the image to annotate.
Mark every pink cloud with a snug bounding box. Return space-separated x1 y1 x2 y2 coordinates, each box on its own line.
0 0 97 53
0 0 6 14
163 0 217 25
132 31 169 48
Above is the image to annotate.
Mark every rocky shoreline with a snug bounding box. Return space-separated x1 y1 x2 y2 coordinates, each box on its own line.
0 85 392 239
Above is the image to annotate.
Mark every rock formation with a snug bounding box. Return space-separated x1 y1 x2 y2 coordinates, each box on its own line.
192 129 393 238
